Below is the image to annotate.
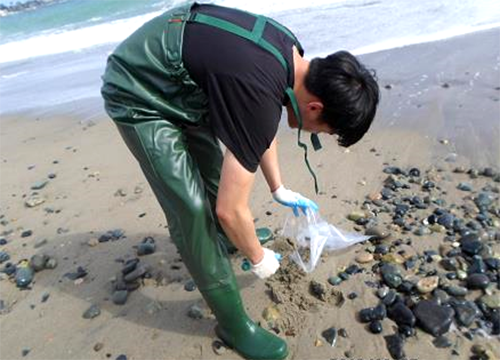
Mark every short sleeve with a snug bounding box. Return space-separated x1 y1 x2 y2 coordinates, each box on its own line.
206 73 282 172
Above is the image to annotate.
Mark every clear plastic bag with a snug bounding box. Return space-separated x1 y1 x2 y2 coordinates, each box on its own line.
282 209 370 273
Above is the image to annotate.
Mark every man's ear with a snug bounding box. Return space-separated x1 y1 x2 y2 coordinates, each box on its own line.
307 101 324 113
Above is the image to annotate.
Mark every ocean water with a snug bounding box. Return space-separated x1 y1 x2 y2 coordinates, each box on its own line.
0 0 499 116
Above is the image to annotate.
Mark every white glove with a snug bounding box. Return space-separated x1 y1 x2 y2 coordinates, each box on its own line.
251 248 280 279
272 185 319 216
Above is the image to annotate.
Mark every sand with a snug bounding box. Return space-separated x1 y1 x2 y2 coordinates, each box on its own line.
0 29 499 360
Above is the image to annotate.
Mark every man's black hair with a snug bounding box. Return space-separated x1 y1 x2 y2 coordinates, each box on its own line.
304 50 380 147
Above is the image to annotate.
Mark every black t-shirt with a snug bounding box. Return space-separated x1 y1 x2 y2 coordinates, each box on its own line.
183 4 296 172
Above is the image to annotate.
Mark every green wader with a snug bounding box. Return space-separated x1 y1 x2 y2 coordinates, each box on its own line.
101 3 319 359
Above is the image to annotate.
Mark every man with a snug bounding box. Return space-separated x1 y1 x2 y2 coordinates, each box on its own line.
101 2 379 359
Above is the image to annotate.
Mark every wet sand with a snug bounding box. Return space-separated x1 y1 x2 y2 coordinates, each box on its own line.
0 29 499 360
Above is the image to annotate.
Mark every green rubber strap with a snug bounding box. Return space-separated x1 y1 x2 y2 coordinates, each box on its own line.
285 87 320 194
190 13 289 72
266 17 304 54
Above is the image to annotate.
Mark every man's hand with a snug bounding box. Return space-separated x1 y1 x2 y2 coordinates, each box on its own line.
272 185 319 216
251 248 280 279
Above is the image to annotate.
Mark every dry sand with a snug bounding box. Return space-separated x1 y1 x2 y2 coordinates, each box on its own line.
0 30 499 360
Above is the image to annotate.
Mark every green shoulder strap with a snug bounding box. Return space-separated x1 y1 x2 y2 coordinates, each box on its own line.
189 11 320 193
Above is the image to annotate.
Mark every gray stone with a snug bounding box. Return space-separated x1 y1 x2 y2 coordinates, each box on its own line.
112 290 128 305
445 286 468 297
30 254 48 272
25 194 46 208
82 304 101 319
453 300 480 327
187 304 204 320
31 180 49 190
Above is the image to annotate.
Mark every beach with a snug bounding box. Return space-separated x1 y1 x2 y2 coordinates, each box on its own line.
0 26 499 360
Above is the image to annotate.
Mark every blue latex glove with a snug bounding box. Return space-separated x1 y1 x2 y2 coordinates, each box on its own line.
272 185 319 216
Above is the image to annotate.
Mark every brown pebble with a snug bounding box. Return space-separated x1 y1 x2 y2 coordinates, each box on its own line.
355 253 374 264
93 343 104 352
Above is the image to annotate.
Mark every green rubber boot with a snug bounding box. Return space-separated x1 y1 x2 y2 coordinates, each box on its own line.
201 282 288 360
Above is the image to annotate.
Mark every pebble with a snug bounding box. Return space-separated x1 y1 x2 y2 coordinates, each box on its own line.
384 334 405 360
467 273 490 290
445 285 468 297
387 302 416 327
429 224 446 233
137 237 156 256
21 230 33 238
377 286 389 299
41 292 50 303
44 257 57 269
212 340 227 355
453 300 480 327
82 304 101 319
123 264 150 283
25 194 46 208
321 327 337 347
413 300 454 336
87 238 99 247
262 305 280 323
34 238 48 248
365 227 390 240
432 335 452 348
355 253 374 264
31 180 49 190
187 304 204 320
347 211 366 222
15 265 34 288
0 238 6 246
480 293 500 309
327 276 342 286
380 264 402 288
93 343 104 352
0 251 10 264
414 226 431 236
457 182 473 191
30 254 48 272
416 276 439 294
22 348 31 357
112 290 128 305
369 320 383 334
116 355 127 360
184 279 197 292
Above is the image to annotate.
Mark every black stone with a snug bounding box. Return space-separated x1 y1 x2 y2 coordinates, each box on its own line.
345 264 361 275
0 238 7 246
121 259 139 275
460 239 483 256
359 307 376 323
397 281 414 294
372 303 387 320
184 279 197 292
413 300 454 336
21 230 33 238
388 302 416 327
467 274 490 290
116 355 127 360
384 334 406 360
484 258 500 271
123 264 150 283
383 290 397 306
440 258 458 271
398 325 415 338
369 321 383 334
321 327 337 347
64 266 87 280
408 168 420 177
468 255 487 275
